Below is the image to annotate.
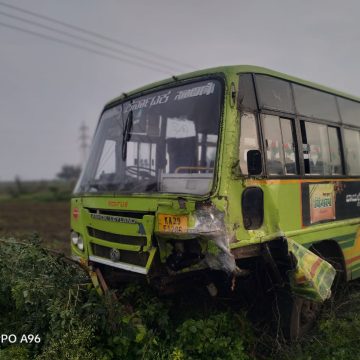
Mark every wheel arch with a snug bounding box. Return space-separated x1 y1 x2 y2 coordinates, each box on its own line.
309 239 347 282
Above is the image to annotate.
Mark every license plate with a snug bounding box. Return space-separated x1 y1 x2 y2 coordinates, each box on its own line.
158 214 188 233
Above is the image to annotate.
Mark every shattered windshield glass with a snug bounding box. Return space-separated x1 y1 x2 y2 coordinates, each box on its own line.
74 79 223 195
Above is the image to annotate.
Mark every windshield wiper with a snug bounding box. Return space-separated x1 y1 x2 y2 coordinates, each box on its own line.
117 178 157 192
86 181 123 192
85 181 106 192
122 111 133 160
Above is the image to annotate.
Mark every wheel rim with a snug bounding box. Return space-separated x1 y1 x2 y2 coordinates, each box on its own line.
291 297 321 340
300 299 320 325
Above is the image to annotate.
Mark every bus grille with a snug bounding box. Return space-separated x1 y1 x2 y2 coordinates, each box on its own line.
87 227 147 247
91 244 149 267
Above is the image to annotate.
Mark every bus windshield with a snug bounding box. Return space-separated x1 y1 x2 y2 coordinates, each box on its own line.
74 79 222 195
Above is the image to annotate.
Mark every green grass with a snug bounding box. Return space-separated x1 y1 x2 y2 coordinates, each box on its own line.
1 236 360 359
0 237 252 359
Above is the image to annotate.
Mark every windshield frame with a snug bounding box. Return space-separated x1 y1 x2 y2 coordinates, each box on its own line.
74 74 226 197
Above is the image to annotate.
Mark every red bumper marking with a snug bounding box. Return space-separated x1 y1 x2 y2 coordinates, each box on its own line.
72 207 79 220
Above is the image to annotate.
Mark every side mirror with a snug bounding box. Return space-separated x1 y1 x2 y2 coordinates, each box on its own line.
247 150 262 175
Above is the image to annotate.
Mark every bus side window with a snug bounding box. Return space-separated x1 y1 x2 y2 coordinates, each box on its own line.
280 118 298 175
262 115 298 175
338 97 360 127
301 121 332 175
343 129 360 175
239 112 259 175
328 127 343 175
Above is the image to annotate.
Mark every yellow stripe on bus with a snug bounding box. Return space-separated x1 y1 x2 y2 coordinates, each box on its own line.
245 178 360 185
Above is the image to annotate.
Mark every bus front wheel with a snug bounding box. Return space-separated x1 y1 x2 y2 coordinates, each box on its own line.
275 290 321 341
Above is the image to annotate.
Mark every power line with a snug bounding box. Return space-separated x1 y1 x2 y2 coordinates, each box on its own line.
0 9 183 73
0 21 171 74
0 1 195 71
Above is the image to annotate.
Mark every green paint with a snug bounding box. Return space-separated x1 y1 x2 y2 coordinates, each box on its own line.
351 267 360 280
333 234 356 249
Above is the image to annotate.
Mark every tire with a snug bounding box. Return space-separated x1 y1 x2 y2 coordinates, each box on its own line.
274 289 321 341
287 296 321 340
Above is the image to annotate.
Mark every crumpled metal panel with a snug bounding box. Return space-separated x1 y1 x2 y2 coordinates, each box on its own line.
287 238 336 301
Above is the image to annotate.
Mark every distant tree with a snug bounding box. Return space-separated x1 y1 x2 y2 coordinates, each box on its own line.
14 175 26 194
6 175 27 198
56 165 81 181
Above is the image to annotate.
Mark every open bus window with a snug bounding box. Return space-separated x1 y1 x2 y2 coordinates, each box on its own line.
343 129 360 175
328 127 343 175
280 118 298 174
301 121 332 175
239 112 260 175
301 121 344 176
262 115 298 175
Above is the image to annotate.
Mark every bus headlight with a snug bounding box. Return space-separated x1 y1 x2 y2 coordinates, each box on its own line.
71 231 79 245
77 236 84 251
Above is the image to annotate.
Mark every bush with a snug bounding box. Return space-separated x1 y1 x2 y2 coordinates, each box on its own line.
172 313 251 360
0 236 255 359
0 236 147 359
280 287 360 360
4 235 360 360
0 345 30 360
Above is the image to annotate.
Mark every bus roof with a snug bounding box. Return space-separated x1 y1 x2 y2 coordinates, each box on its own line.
105 65 360 108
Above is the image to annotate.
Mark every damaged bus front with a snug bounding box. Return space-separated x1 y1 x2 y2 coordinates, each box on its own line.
71 76 241 285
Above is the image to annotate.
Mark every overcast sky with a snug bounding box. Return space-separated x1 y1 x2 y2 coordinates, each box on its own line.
1 0 360 181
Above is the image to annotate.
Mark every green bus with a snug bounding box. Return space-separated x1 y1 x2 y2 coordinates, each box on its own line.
70 65 360 339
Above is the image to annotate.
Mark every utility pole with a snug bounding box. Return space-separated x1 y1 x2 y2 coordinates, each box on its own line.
79 122 89 165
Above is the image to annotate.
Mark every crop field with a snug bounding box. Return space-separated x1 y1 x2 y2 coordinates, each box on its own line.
1 198 360 359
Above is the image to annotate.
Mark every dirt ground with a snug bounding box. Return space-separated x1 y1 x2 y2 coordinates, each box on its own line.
0 200 70 254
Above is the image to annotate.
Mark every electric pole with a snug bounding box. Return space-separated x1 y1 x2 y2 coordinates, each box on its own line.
79 122 89 165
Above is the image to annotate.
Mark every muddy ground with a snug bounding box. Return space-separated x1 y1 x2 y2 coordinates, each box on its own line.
0 200 70 254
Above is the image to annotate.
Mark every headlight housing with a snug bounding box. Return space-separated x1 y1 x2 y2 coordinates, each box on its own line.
77 236 84 251
71 231 79 245
71 231 84 251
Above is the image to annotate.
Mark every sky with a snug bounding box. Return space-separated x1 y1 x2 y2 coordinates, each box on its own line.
1 0 360 181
